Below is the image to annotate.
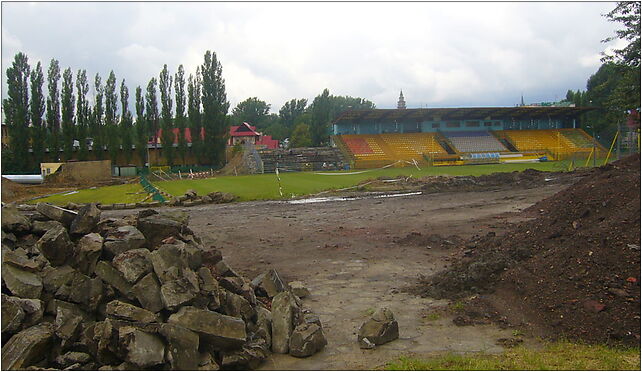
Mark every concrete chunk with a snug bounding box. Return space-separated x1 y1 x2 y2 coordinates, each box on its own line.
357 307 399 348
36 203 77 227
1 323 55 370
35 225 75 266
103 225 146 258
2 263 43 299
70 203 101 235
271 291 303 354
160 324 200 370
132 273 164 313
105 300 160 323
75 233 103 275
118 326 165 368
1 206 32 234
95 261 134 300
168 306 246 350
112 248 152 283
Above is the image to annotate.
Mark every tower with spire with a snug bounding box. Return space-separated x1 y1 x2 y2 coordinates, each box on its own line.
397 90 407 109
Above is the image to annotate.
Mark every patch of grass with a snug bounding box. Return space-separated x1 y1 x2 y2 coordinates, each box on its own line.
512 329 525 337
449 301 465 312
424 312 441 321
364 308 376 316
28 183 147 205
30 159 591 205
386 341 641 370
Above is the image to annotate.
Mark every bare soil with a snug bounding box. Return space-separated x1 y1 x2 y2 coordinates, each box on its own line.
104 170 582 370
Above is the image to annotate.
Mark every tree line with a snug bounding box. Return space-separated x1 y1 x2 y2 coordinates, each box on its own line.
3 50 228 173
561 2 640 143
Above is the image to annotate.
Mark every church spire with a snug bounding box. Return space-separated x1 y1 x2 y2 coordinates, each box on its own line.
397 90 406 109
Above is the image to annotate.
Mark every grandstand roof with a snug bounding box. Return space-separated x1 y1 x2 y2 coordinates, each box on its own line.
333 106 596 123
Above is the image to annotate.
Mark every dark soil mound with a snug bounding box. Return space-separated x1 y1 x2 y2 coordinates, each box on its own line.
411 155 641 345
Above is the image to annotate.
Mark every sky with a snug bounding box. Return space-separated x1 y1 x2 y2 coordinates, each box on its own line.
1 1 625 114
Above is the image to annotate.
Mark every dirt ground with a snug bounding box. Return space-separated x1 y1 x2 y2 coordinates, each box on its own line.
105 174 577 370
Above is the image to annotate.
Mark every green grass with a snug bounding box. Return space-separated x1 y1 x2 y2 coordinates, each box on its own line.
31 160 588 205
28 183 147 205
386 341 640 370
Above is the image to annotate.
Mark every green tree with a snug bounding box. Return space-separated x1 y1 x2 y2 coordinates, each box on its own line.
290 123 312 148
310 88 332 146
146 78 160 164
60 68 75 161
602 2 641 67
46 59 61 161
134 86 147 167
159 64 174 165
231 97 270 128
75 70 90 160
30 61 46 166
120 79 134 164
3 52 30 171
105 71 119 162
279 98 307 129
175 65 188 164
200 50 229 166
187 69 203 163
92 74 105 159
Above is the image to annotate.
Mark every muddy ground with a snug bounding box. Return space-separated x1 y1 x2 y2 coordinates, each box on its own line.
104 172 582 370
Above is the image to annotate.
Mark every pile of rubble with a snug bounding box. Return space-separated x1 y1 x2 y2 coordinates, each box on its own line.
167 190 237 207
1 202 326 370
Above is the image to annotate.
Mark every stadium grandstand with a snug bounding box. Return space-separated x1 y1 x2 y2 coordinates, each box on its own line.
332 100 605 168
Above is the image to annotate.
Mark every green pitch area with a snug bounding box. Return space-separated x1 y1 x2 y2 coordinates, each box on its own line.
32 160 585 205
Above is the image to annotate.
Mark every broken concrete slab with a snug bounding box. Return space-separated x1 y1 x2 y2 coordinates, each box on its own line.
159 323 200 370
75 233 103 275
271 291 303 354
1 323 55 370
118 326 165 368
40 265 76 294
168 306 246 350
357 307 399 348
214 260 239 278
70 203 101 235
289 322 327 357
103 225 146 258
36 203 78 227
223 290 257 323
112 248 152 283
105 300 160 323
201 246 223 266
160 275 200 311
54 302 84 341
3 247 42 272
31 220 65 236
2 206 32 234
2 263 43 299
289 281 310 299
149 243 188 283
131 273 164 313
136 215 184 248
252 269 286 298
35 225 75 266
94 261 134 300
256 306 272 348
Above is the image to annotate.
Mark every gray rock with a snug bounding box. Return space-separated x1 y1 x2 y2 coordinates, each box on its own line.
35 203 77 227
54 352 92 368
220 276 245 294
132 273 163 313
223 290 256 323
2 230 17 248
112 248 152 283
94 261 135 300
271 291 303 354
289 281 310 299
69 204 101 235
118 326 165 368
182 241 203 269
2 294 26 335
136 214 183 248
2 263 43 298
252 269 286 298
3 248 42 272
201 195 213 203
357 307 399 348
168 306 246 350
1 206 32 234
214 260 239 277
160 272 200 311
31 220 65 235
6 296 44 329
105 300 160 323
103 225 146 258
160 323 200 370
54 271 104 311
75 233 103 275
54 301 85 341
35 225 75 266
220 339 269 369
40 265 76 294
201 246 223 266
255 306 272 348
289 322 327 357
1 323 55 370
149 243 188 283
198 267 219 293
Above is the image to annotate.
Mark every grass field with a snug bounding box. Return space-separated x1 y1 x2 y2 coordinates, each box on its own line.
386 341 641 370
32 160 588 205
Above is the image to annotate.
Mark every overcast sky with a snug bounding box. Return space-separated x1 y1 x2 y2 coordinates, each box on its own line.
2 1 623 114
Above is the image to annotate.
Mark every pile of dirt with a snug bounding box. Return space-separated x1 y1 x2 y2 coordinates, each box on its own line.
410 155 640 345
1 177 23 202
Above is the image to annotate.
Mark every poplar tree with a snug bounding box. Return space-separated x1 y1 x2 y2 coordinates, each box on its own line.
159 64 174 165
3 52 30 171
187 69 203 163
60 67 75 160
146 78 160 166
175 64 188 164
92 74 105 159
200 50 229 166
75 70 89 160
105 71 119 162
46 59 61 161
134 86 147 167
120 79 134 164
30 61 46 166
